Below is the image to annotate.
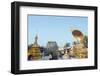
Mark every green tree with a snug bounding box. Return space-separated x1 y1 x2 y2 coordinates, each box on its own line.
64 42 70 47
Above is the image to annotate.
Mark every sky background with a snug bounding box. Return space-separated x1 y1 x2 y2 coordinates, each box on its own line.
28 15 88 47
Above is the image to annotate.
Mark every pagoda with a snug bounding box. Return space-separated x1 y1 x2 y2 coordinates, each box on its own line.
28 35 42 60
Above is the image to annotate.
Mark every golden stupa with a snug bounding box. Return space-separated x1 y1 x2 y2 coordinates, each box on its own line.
28 35 42 60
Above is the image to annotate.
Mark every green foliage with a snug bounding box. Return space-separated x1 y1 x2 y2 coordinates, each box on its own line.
64 42 70 47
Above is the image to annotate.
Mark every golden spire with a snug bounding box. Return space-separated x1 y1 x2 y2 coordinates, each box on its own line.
34 35 38 44
32 35 40 47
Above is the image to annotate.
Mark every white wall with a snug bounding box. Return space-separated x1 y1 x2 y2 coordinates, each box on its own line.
0 0 99 76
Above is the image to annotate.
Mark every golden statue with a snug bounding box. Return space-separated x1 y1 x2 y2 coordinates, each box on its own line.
71 29 88 58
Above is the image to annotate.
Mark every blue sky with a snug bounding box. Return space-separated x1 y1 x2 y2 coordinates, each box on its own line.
28 15 88 47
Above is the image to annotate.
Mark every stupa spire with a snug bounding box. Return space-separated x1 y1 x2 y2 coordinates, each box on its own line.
35 35 38 44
